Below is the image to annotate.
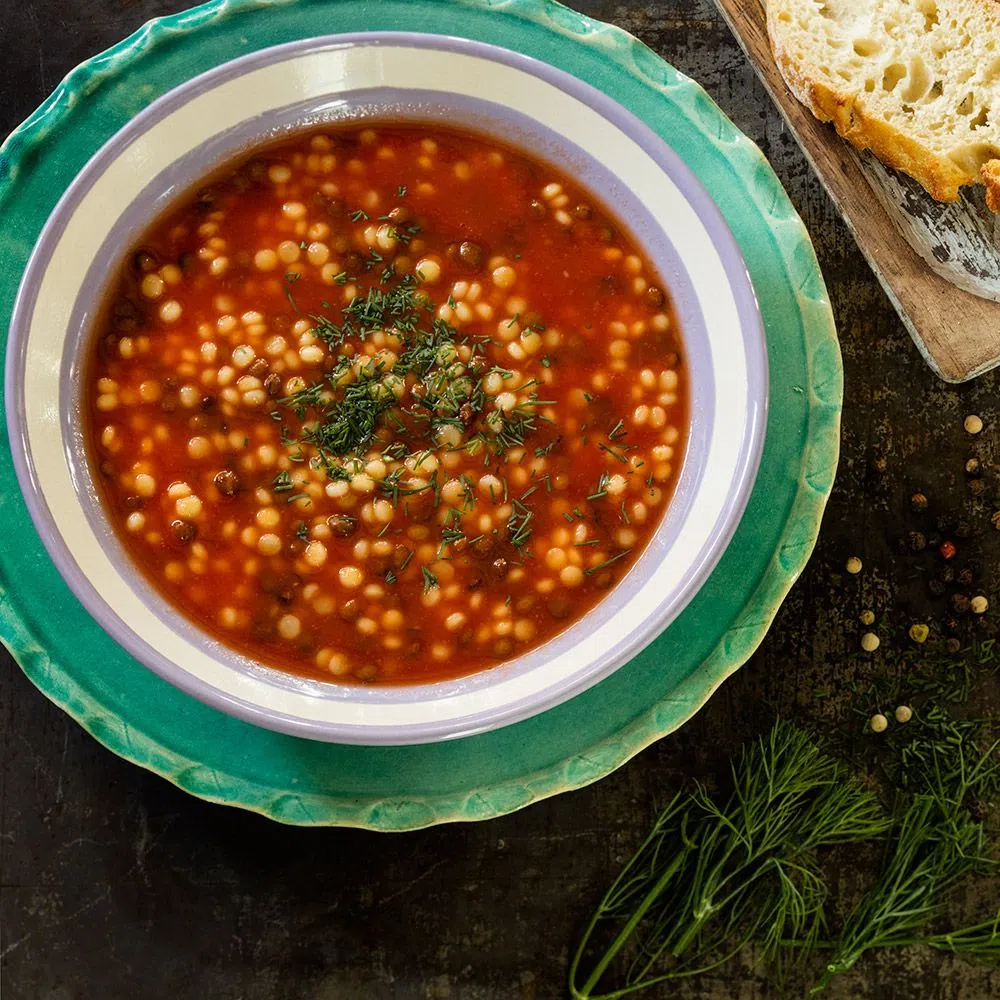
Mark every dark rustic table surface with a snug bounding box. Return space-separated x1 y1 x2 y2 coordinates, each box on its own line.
4 2 1000 998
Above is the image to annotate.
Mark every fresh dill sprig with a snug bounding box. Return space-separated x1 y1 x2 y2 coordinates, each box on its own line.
811 720 1000 992
569 721 889 999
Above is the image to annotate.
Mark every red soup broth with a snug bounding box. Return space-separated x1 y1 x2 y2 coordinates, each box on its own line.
85 123 687 685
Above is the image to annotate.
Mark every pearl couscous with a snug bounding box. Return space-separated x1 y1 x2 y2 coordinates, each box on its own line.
87 125 687 684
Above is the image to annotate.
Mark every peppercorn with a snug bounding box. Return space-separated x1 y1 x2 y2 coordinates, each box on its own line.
859 609 876 625
965 457 982 476
941 566 955 584
969 479 987 498
845 556 863 574
928 579 946 597
907 531 927 552
946 637 963 654
958 567 974 587
908 623 929 644
964 414 984 435
946 617 961 633
968 800 989 823
895 705 913 724
861 632 881 652
940 540 957 559
871 456 888 474
910 492 929 512
870 713 888 733
971 595 989 615
952 593 971 614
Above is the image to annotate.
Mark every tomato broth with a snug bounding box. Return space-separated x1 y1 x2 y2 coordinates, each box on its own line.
86 123 687 684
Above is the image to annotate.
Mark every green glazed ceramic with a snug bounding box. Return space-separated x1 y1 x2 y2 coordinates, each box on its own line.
0 0 840 829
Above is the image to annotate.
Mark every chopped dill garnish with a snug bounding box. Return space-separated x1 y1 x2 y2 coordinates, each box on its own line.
599 442 630 464
587 471 610 501
585 550 631 575
421 565 439 593
350 208 369 222
507 499 534 554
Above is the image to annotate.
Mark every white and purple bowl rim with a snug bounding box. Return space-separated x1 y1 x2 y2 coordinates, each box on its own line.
5 32 767 744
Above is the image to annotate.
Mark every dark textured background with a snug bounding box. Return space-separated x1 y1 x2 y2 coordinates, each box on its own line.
3 2 1000 998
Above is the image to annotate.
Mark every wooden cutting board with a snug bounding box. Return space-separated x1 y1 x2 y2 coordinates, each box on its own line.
714 0 1000 383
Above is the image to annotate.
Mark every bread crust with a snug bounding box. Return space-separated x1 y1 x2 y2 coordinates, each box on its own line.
766 7 1000 209
983 161 1000 214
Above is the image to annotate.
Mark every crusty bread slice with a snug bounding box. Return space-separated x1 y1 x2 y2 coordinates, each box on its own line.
765 0 1000 210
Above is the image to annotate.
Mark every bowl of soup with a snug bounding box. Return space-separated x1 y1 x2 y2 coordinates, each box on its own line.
5 33 767 744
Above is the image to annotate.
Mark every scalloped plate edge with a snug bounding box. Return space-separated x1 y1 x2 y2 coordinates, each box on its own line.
0 0 841 829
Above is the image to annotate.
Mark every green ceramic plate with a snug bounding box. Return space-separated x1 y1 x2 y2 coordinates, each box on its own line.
0 0 840 829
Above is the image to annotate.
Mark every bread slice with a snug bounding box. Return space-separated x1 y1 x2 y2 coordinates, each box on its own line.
764 0 1000 210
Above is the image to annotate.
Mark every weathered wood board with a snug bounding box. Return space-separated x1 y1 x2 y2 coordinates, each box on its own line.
715 0 1000 383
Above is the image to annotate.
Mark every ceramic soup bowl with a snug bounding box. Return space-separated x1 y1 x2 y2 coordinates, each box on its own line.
5 33 767 744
